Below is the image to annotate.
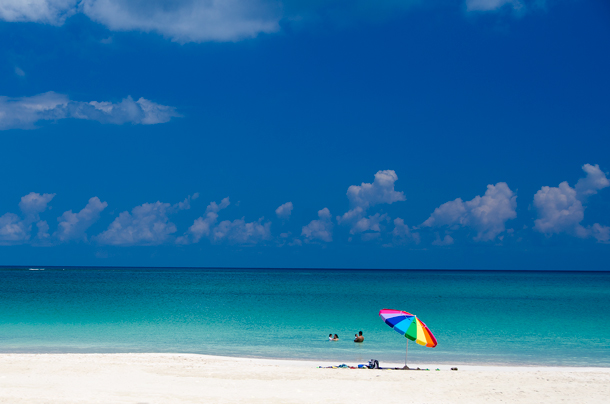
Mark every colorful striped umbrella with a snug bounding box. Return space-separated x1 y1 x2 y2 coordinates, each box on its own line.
379 309 437 368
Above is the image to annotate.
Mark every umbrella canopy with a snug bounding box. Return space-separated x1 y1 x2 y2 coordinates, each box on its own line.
379 309 437 348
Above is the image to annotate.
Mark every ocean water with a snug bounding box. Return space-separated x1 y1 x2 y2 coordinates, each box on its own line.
0 267 609 367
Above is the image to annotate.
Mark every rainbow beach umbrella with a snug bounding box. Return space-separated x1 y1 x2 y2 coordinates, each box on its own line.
379 309 437 368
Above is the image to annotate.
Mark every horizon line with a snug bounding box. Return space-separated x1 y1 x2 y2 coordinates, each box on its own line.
0 265 608 272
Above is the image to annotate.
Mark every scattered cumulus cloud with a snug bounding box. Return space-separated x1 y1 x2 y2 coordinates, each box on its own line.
36 220 52 243
422 182 517 242
54 197 108 242
175 193 199 211
95 195 195 246
275 201 293 219
338 170 406 238
432 233 454 246
302 207 333 242
348 212 389 235
177 197 230 244
278 231 302 247
0 92 181 130
212 217 272 244
345 170 406 209
177 197 271 245
392 218 420 245
574 164 610 200
14 67 25 77
590 223 610 244
19 192 56 218
533 164 609 243
0 213 30 244
0 192 55 245
94 201 177 246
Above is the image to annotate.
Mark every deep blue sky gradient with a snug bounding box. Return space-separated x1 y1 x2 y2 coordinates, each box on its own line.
0 1 609 269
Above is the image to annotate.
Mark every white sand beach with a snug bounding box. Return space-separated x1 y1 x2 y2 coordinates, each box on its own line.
0 354 608 403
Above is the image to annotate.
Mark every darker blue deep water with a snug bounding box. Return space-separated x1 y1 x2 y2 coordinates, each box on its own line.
0 267 609 366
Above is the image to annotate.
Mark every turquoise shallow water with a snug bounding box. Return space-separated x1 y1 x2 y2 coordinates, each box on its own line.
1 267 609 366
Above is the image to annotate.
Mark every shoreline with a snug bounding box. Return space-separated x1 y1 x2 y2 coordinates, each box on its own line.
10 352 610 371
1 351 608 370
1 353 609 403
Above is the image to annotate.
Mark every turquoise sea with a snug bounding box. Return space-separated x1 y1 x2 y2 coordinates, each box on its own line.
1 267 609 367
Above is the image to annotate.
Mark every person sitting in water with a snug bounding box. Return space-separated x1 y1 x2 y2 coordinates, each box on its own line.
329 334 333 341
354 331 364 343
333 334 339 341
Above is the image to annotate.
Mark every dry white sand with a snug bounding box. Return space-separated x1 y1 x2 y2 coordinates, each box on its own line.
0 353 608 403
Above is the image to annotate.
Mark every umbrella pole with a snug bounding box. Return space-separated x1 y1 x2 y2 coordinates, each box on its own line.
405 339 409 369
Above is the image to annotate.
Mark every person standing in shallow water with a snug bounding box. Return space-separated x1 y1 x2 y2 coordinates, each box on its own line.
354 331 364 343
328 334 333 341
333 334 339 341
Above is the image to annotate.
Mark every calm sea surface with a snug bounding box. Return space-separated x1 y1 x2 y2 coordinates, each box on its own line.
1 267 609 367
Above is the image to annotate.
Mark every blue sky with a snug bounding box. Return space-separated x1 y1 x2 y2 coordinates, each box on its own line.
0 0 609 269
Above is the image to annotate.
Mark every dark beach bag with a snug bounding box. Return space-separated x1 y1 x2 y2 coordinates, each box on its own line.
368 359 379 369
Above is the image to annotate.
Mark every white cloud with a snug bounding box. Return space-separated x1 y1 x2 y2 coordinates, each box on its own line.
212 217 272 244
0 0 281 43
302 207 333 242
0 1 422 43
54 197 108 242
346 170 406 209
174 193 200 211
349 213 389 235
465 0 548 14
0 0 78 25
590 223 610 244
392 218 420 244
466 0 521 11
178 197 271 245
94 197 193 246
36 220 51 243
14 67 25 77
432 233 454 246
0 92 68 130
533 164 609 242
277 231 302 247
0 92 180 130
0 192 55 244
19 192 56 218
422 182 517 242
176 197 230 244
82 0 281 43
337 206 364 225
338 170 406 237
0 213 29 244
1 1 547 44
275 201 293 219
574 164 610 200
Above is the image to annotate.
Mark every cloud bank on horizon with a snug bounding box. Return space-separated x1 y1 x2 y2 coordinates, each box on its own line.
1 165 607 248
0 0 545 43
